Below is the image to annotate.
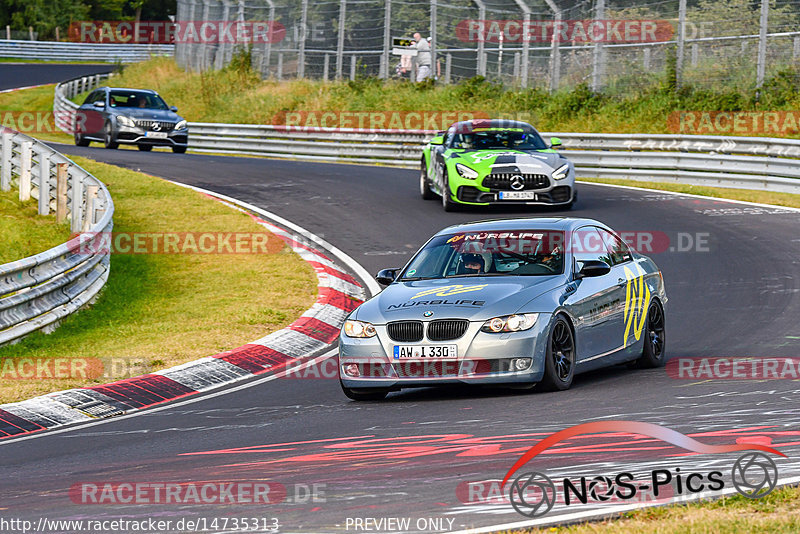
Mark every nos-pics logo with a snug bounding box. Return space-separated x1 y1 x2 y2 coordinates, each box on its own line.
502 421 783 518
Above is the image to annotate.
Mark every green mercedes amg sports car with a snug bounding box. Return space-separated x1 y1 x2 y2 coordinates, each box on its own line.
420 119 576 211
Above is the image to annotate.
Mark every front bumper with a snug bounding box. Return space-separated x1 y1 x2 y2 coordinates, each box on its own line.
115 125 188 147
339 318 551 389
455 185 575 206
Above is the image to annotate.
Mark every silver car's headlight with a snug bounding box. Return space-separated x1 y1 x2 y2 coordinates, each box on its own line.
481 313 538 333
175 119 187 130
117 115 136 128
343 320 377 338
552 163 570 181
455 163 479 180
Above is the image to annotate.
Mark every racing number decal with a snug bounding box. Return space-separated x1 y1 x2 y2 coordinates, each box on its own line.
622 264 651 347
410 284 488 300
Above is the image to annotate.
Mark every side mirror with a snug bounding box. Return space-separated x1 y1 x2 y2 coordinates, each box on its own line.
428 135 444 146
170 106 178 112
93 101 105 108
575 260 610 279
375 268 399 286
549 136 562 148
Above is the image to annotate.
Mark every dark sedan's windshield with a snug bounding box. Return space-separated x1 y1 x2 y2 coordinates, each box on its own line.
108 91 168 110
400 230 565 280
451 129 548 150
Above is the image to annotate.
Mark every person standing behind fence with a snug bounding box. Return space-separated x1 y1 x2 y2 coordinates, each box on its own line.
413 32 432 82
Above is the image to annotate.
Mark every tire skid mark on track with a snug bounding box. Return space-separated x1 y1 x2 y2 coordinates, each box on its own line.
0 192 365 440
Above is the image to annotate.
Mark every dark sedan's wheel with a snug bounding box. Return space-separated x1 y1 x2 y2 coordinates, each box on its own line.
420 159 436 200
137 144 153 152
74 131 90 147
441 177 458 212
103 123 118 149
635 300 666 368
172 146 187 154
340 382 389 401
540 316 575 391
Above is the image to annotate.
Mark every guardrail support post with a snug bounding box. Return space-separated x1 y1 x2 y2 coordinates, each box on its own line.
277 52 283 80
323 53 330 81
38 151 51 215
56 163 68 224
350 55 356 81
83 185 99 233
19 140 32 201
445 53 451 84
70 167 84 232
0 131 11 191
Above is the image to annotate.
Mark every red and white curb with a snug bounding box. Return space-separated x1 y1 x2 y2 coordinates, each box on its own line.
0 186 373 439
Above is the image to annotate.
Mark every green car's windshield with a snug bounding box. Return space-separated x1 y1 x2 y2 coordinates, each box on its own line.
451 129 548 150
400 230 565 280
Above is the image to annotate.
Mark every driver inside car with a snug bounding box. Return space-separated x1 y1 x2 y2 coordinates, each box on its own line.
461 253 485 275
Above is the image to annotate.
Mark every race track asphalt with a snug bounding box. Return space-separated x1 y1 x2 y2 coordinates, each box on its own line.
1 64 800 532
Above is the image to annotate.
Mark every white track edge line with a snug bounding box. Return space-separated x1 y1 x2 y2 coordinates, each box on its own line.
168 180 382 296
0 349 337 446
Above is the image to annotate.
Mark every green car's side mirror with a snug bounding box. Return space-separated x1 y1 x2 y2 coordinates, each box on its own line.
429 135 445 145
550 136 562 148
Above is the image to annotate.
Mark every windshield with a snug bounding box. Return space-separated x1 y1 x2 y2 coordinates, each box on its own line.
108 91 168 110
400 230 565 280
451 129 548 150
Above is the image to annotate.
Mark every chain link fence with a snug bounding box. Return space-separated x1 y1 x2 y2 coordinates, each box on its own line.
174 0 800 92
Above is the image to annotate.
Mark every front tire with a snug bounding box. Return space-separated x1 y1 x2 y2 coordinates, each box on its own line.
441 176 458 212
420 159 436 200
172 145 187 154
635 300 666 368
539 316 575 391
340 382 389 401
137 144 152 152
103 123 118 149
74 131 90 147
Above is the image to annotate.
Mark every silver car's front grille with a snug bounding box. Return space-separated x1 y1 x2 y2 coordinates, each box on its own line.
482 173 550 190
387 321 424 342
427 319 469 341
135 120 175 131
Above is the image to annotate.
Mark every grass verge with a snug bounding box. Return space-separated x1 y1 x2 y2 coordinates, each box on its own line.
517 485 800 533
0 189 72 264
579 178 800 209
0 156 317 403
0 83 74 144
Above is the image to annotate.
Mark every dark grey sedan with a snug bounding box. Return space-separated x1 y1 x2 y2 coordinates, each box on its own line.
74 87 188 153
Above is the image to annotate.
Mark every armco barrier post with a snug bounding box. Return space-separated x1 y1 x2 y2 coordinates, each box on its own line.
38 151 51 215
19 140 32 201
70 168 84 232
0 131 11 191
83 184 99 233
56 163 68 224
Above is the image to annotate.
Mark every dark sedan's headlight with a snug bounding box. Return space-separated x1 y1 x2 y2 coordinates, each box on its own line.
175 120 187 130
552 163 570 181
481 313 538 333
117 115 136 128
343 320 377 338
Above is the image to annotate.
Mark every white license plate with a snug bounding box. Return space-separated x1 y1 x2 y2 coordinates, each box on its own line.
393 345 458 360
499 191 538 200
145 131 168 139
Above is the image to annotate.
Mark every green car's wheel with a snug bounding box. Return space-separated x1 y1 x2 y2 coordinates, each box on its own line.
441 176 458 212
420 159 436 200
539 316 575 391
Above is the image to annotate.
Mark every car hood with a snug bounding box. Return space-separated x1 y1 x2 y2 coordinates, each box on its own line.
452 149 567 174
356 276 566 323
114 108 182 122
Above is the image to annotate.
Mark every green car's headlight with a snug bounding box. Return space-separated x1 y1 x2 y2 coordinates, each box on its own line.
552 163 570 181
344 320 377 338
481 313 538 333
455 163 479 180
117 115 136 128
175 120 187 130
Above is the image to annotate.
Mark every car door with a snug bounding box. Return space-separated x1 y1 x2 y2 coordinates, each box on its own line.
563 226 621 360
596 227 644 350
431 128 452 195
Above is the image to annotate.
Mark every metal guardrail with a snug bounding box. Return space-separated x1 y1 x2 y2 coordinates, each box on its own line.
0 130 114 346
51 78 800 194
0 39 173 63
183 123 800 194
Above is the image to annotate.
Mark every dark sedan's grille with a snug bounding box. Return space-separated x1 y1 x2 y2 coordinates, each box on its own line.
393 361 460 378
135 120 175 131
427 319 469 341
387 321 424 342
482 173 550 190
